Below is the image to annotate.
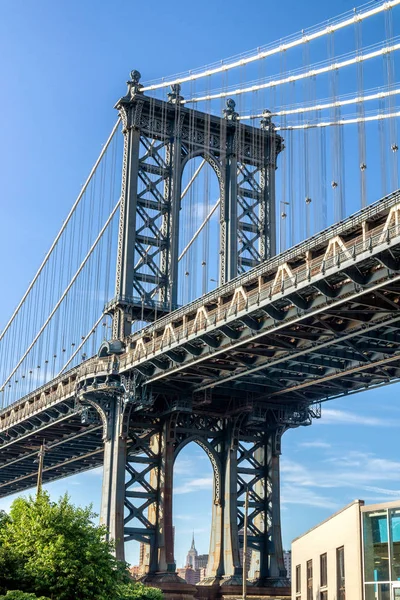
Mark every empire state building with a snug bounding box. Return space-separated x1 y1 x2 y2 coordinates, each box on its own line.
186 532 198 568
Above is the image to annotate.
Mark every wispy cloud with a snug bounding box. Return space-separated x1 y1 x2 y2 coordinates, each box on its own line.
174 477 213 495
362 486 400 497
281 486 339 510
299 440 332 449
174 457 196 475
281 451 400 505
319 408 398 427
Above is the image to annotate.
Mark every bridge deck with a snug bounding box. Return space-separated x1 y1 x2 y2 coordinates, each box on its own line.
2 189 400 496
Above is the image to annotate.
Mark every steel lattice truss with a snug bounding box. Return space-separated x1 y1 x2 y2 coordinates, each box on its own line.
0 189 400 595
1 190 400 499
107 83 281 339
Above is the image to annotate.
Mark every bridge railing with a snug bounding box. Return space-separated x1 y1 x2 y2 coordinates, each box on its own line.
2 194 400 426
127 189 400 346
0 354 117 428
123 211 400 363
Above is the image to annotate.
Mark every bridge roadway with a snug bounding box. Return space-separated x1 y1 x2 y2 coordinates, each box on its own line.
2 189 400 497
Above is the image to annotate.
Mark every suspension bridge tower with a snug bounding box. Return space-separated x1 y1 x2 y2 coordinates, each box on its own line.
82 71 290 600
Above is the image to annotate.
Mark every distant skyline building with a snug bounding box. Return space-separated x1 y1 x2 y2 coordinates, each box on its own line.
186 532 199 569
179 533 209 584
177 566 201 585
197 553 209 570
283 550 291 581
129 565 141 579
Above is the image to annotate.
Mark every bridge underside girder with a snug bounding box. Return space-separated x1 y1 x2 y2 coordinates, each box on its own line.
0 402 104 497
125 250 400 408
1 191 400 595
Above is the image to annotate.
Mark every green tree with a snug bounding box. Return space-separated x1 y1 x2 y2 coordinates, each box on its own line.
0 511 20 595
0 592 50 600
116 583 163 600
0 493 130 600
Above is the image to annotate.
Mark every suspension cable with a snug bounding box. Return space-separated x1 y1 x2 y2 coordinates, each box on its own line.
277 110 400 129
0 200 120 392
239 86 400 120
141 0 400 92
178 199 220 262
184 39 400 104
0 118 121 343
181 159 206 199
58 313 105 374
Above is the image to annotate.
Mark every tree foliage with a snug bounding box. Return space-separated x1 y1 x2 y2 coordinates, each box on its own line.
116 583 163 600
0 493 158 600
0 592 50 600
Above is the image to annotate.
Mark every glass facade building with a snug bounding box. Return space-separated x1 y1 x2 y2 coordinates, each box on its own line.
363 504 400 600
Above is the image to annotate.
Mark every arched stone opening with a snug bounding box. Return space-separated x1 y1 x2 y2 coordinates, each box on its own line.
172 438 221 582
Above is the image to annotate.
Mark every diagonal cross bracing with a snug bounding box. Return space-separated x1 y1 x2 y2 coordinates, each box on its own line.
1 190 400 497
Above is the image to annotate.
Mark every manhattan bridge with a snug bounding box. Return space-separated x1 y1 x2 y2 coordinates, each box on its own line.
2 1 400 598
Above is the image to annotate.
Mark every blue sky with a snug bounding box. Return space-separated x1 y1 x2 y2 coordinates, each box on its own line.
1 0 400 569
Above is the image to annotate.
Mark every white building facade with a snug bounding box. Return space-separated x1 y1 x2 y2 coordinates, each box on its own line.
291 500 363 600
291 499 400 600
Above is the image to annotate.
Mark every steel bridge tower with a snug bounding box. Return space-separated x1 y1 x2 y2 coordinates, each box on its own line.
78 71 297 598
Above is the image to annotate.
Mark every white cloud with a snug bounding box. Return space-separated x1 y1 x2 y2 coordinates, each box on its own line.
281 485 339 510
281 451 400 503
299 440 331 449
319 408 398 427
174 477 213 495
362 486 400 497
174 457 196 475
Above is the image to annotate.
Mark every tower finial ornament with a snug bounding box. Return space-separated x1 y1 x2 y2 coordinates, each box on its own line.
167 83 184 104
260 109 274 131
127 70 143 98
223 98 239 121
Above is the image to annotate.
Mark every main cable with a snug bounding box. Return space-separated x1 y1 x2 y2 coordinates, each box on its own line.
141 0 400 92
184 39 400 104
0 118 121 343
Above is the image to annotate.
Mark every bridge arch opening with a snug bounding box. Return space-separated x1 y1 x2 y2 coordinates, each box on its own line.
178 154 221 306
172 439 215 577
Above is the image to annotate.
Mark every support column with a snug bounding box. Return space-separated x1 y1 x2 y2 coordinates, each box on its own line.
167 103 183 309
222 420 242 583
205 478 224 580
220 100 239 284
260 110 279 260
113 74 143 339
100 395 127 561
247 433 286 586
237 421 289 589
143 416 176 578
268 451 286 581
155 418 176 573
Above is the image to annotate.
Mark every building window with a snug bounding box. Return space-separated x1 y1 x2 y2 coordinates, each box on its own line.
320 552 327 587
320 592 328 600
337 546 345 600
307 559 313 600
390 508 400 581
296 564 301 595
363 510 389 582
